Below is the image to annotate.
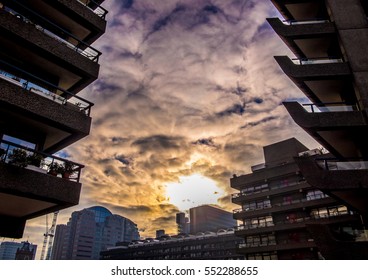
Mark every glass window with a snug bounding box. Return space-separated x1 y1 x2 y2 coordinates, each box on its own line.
2 135 36 149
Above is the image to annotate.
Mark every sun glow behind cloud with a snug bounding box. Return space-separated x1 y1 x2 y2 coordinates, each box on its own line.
165 174 224 211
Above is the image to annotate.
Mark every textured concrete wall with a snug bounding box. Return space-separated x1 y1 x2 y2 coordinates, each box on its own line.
0 79 91 135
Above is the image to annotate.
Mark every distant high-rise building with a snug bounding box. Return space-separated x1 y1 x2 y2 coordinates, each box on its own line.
156 230 165 239
189 205 236 234
0 0 108 238
0 241 37 260
176 212 190 234
15 241 36 260
52 206 140 260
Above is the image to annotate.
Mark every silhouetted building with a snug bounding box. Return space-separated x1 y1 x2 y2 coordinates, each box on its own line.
101 229 244 260
189 205 236 234
176 212 190 234
0 0 107 238
52 206 139 260
15 241 36 260
267 0 368 258
0 241 37 260
231 138 362 259
156 230 165 239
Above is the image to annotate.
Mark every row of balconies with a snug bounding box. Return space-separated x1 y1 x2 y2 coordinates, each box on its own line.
237 239 315 254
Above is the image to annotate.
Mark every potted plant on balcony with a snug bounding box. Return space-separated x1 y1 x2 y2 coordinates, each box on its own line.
48 162 61 176
27 153 43 167
60 161 76 179
8 148 28 168
0 148 5 160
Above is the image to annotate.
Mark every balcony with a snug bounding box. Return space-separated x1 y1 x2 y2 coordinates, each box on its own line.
267 18 335 58
0 63 92 154
284 102 368 158
233 196 337 220
234 212 357 236
0 5 100 93
295 156 368 215
0 139 83 238
237 239 315 254
2 0 107 45
231 180 309 204
270 1 328 22
230 161 300 190
274 56 352 103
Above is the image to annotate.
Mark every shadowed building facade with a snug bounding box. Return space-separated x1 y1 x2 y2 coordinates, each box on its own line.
0 0 107 238
267 0 368 258
231 138 362 260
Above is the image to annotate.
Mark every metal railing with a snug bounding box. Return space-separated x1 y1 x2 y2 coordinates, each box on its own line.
315 158 368 171
292 57 343 65
302 102 359 113
0 139 84 183
2 1 101 62
233 195 330 214
77 0 108 19
283 18 330 25
235 212 354 232
0 60 94 116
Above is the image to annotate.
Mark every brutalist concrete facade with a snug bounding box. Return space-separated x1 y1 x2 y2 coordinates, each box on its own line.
231 138 362 260
268 0 368 258
0 0 107 238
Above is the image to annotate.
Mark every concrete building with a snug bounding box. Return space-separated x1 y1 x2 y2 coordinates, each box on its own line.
189 205 236 234
52 206 140 260
101 229 244 260
267 0 368 258
231 138 362 259
0 0 107 238
176 212 190 234
0 241 37 260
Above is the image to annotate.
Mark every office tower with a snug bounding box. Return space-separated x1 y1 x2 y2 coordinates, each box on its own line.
52 206 140 260
231 138 362 259
0 1 107 238
189 205 236 234
0 241 37 260
101 229 244 260
267 0 368 258
176 212 190 234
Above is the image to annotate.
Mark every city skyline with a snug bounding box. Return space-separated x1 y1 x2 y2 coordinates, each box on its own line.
3 0 320 259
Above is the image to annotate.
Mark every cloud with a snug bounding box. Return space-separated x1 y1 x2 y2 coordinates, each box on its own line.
20 0 321 257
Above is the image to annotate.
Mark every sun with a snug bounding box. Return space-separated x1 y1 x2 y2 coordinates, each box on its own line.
165 173 224 211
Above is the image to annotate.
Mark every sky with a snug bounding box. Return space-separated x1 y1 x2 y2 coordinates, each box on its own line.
7 0 319 258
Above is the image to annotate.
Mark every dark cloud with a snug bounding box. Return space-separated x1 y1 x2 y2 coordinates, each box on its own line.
193 138 218 148
241 116 278 128
217 103 245 117
132 135 185 152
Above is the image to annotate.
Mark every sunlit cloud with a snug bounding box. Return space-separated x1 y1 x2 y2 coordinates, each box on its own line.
16 0 321 258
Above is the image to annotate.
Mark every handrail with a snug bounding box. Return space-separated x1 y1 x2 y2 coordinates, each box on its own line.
283 18 330 25
2 1 101 62
235 212 354 231
0 59 94 116
315 157 368 171
302 102 359 113
291 57 343 65
0 139 84 183
77 0 108 19
233 195 330 214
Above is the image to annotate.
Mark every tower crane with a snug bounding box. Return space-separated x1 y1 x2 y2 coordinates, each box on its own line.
40 211 59 260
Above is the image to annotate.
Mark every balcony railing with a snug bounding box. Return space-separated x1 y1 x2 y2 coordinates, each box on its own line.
235 212 355 232
3 2 101 62
0 60 94 116
233 195 329 214
0 139 83 183
283 19 330 25
77 0 108 19
315 158 368 171
292 57 343 65
302 102 359 113
231 180 306 199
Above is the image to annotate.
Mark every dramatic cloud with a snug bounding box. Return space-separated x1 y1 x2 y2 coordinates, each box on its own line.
20 0 320 257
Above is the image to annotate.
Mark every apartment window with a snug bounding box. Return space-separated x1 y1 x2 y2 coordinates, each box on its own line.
306 190 327 200
247 252 277 260
1 135 36 150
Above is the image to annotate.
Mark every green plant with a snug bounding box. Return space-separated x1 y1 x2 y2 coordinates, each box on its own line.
48 162 61 176
60 161 76 178
9 148 28 168
27 153 43 167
